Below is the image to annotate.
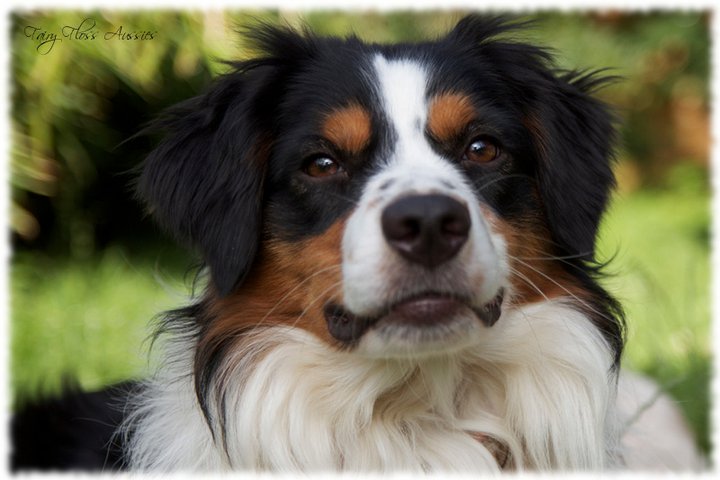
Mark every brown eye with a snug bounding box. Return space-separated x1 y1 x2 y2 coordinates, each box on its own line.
303 156 341 178
465 137 501 164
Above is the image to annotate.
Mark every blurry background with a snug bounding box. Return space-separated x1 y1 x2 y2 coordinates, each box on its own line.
10 10 711 457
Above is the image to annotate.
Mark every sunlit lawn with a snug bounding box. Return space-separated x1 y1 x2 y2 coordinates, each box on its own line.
11 244 187 400
597 166 711 453
10 169 711 454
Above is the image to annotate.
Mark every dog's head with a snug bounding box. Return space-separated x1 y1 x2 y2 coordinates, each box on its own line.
139 16 621 361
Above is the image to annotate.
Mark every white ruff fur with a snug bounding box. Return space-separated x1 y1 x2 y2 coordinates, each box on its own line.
125 300 618 471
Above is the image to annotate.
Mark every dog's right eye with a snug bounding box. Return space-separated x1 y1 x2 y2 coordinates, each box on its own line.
303 156 342 178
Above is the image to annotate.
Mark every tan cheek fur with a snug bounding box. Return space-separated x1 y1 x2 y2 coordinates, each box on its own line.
205 218 348 346
482 205 589 305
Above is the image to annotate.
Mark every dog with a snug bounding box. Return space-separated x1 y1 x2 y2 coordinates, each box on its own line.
11 15 702 472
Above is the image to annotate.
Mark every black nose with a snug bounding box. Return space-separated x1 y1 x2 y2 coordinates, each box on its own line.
381 194 470 268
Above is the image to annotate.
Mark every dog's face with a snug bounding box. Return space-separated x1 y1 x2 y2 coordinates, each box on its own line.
328 57 512 357
139 16 620 361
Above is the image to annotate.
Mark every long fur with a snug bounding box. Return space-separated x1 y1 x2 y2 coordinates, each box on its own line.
126 301 617 471
123 15 625 472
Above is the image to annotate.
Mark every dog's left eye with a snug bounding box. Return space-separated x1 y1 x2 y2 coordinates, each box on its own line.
464 137 502 164
303 156 342 178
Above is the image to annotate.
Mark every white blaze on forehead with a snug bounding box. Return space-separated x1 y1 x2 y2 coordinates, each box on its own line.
370 54 470 192
372 55 430 159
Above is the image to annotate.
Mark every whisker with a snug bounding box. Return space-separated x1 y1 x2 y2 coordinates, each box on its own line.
255 264 343 329
508 266 551 303
510 256 616 324
475 173 531 193
508 265 581 345
502 238 596 273
320 190 361 207
499 229 595 261
512 252 594 262
287 280 344 330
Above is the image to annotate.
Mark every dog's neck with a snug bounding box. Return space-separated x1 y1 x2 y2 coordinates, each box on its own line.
125 300 618 471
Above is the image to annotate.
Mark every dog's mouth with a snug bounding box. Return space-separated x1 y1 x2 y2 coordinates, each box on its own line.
324 289 505 344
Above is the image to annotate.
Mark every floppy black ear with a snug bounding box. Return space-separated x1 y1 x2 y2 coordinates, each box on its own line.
137 24 320 295
137 70 270 296
528 71 617 260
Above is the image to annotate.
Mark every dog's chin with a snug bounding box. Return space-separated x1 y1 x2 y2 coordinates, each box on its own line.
360 307 487 359
324 290 504 359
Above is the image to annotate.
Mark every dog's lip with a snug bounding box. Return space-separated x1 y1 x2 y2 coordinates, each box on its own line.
385 294 464 327
324 289 505 344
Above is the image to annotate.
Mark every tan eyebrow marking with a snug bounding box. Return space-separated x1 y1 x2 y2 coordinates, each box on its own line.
427 92 477 142
321 104 372 154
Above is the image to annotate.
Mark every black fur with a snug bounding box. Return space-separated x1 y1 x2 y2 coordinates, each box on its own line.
137 65 273 296
138 16 625 436
11 381 139 471
137 16 618 294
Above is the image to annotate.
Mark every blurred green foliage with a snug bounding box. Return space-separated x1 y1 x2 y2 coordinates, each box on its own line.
12 245 185 399
10 10 711 457
12 11 253 252
11 10 709 251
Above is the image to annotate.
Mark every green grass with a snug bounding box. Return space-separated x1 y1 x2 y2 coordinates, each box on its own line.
11 171 711 454
11 244 188 402
597 166 711 454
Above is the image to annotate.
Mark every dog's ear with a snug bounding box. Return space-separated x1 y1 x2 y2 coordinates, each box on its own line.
447 15 618 260
137 69 271 296
525 71 617 260
138 24 318 296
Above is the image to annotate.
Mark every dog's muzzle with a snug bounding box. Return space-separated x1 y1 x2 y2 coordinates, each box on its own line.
328 191 506 347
